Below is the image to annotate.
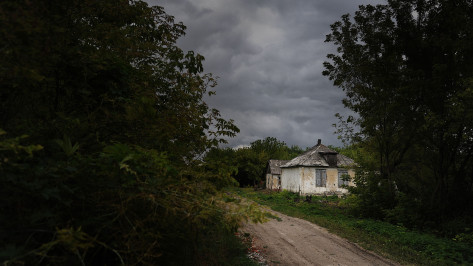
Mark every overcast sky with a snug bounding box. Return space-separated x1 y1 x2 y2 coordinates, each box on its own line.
148 0 384 149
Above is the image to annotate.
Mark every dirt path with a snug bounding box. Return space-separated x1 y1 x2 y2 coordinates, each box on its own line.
241 210 399 266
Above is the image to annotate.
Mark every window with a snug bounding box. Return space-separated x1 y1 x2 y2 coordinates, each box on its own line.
338 170 349 188
315 169 327 187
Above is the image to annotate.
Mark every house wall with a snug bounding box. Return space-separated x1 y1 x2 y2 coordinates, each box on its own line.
281 167 301 192
348 169 355 186
327 168 338 192
300 167 316 194
300 167 333 194
281 167 356 195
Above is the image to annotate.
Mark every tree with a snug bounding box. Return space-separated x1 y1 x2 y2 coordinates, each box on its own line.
0 1 258 265
229 137 304 187
0 0 238 161
324 0 473 226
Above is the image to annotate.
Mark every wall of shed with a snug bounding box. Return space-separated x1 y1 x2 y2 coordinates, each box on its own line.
281 167 356 195
266 174 280 190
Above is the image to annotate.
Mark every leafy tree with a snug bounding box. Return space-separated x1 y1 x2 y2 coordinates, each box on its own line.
324 0 473 228
0 1 265 265
202 147 239 189
234 147 267 186
228 137 304 187
287 145 305 159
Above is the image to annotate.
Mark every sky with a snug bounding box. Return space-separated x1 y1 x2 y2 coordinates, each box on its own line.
147 0 384 149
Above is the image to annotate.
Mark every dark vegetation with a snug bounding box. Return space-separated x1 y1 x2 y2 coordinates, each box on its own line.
204 137 304 187
238 188 473 265
324 0 473 237
2 0 473 264
0 1 264 265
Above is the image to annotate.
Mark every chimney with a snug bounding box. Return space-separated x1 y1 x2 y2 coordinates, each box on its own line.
317 139 321 146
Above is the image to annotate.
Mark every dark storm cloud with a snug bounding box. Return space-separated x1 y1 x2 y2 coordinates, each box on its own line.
147 0 384 149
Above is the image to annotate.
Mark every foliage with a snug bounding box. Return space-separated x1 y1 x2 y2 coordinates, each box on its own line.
0 0 262 265
237 137 304 186
201 147 240 189
237 188 473 265
205 137 304 187
324 0 473 229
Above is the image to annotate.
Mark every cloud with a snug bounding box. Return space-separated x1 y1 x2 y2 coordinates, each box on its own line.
149 0 384 148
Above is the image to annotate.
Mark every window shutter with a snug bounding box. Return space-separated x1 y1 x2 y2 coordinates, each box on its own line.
316 169 327 187
338 170 348 187
322 170 327 187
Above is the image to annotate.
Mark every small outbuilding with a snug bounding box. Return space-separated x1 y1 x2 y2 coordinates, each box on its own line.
265 159 289 190
280 139 355 195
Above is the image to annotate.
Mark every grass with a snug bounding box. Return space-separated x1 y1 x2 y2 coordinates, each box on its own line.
234 188 473 265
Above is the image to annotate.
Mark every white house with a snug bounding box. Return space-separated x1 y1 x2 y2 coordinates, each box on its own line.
280 139 355 195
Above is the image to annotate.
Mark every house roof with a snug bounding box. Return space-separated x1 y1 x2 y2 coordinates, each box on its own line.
267 159 290 175
281 141 355 168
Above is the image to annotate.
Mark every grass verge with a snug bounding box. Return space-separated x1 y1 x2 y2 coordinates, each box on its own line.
234 188 473 265
196 228 259 266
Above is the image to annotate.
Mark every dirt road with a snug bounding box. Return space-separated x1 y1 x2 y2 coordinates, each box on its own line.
241 210 398 266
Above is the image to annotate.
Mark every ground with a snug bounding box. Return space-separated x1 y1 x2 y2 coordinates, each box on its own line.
240 209 399 266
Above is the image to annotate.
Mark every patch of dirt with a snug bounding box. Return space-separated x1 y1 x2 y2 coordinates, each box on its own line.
240 210 399 266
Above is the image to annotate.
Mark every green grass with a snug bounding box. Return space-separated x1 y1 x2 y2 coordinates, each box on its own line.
234 188 473 265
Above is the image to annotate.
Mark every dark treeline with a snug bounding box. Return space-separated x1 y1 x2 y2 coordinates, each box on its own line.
324 0 473 236
0 1 265 265
205 137 304 187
